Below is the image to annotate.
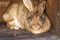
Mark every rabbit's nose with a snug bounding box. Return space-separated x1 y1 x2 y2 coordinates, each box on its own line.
32 25 40 30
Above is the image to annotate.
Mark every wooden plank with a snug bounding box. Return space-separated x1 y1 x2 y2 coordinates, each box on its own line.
46 0 56 29
46 0 60 36
54 0 60 36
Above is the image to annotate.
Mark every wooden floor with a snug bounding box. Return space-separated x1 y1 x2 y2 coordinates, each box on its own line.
0 24 59 40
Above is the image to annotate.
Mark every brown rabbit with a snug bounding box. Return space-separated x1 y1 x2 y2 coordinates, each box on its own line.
3 0 51 34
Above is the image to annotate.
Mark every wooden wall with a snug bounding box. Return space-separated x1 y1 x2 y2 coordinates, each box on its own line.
46 0 56 30
46 0 60 36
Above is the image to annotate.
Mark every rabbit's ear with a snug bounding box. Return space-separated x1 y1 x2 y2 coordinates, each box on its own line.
23 0 34 11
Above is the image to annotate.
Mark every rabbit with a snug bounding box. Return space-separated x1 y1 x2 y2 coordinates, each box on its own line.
23 0 51 34
3 0 51 34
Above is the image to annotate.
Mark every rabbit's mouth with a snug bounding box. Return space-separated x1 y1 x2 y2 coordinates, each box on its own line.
30 28 45 34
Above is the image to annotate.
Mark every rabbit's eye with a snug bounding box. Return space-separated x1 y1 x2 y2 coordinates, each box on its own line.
28 17 32 22
28 12 34 20
28 12 34 17
27 16 33 24
28 16 33 19
39 14 46 24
